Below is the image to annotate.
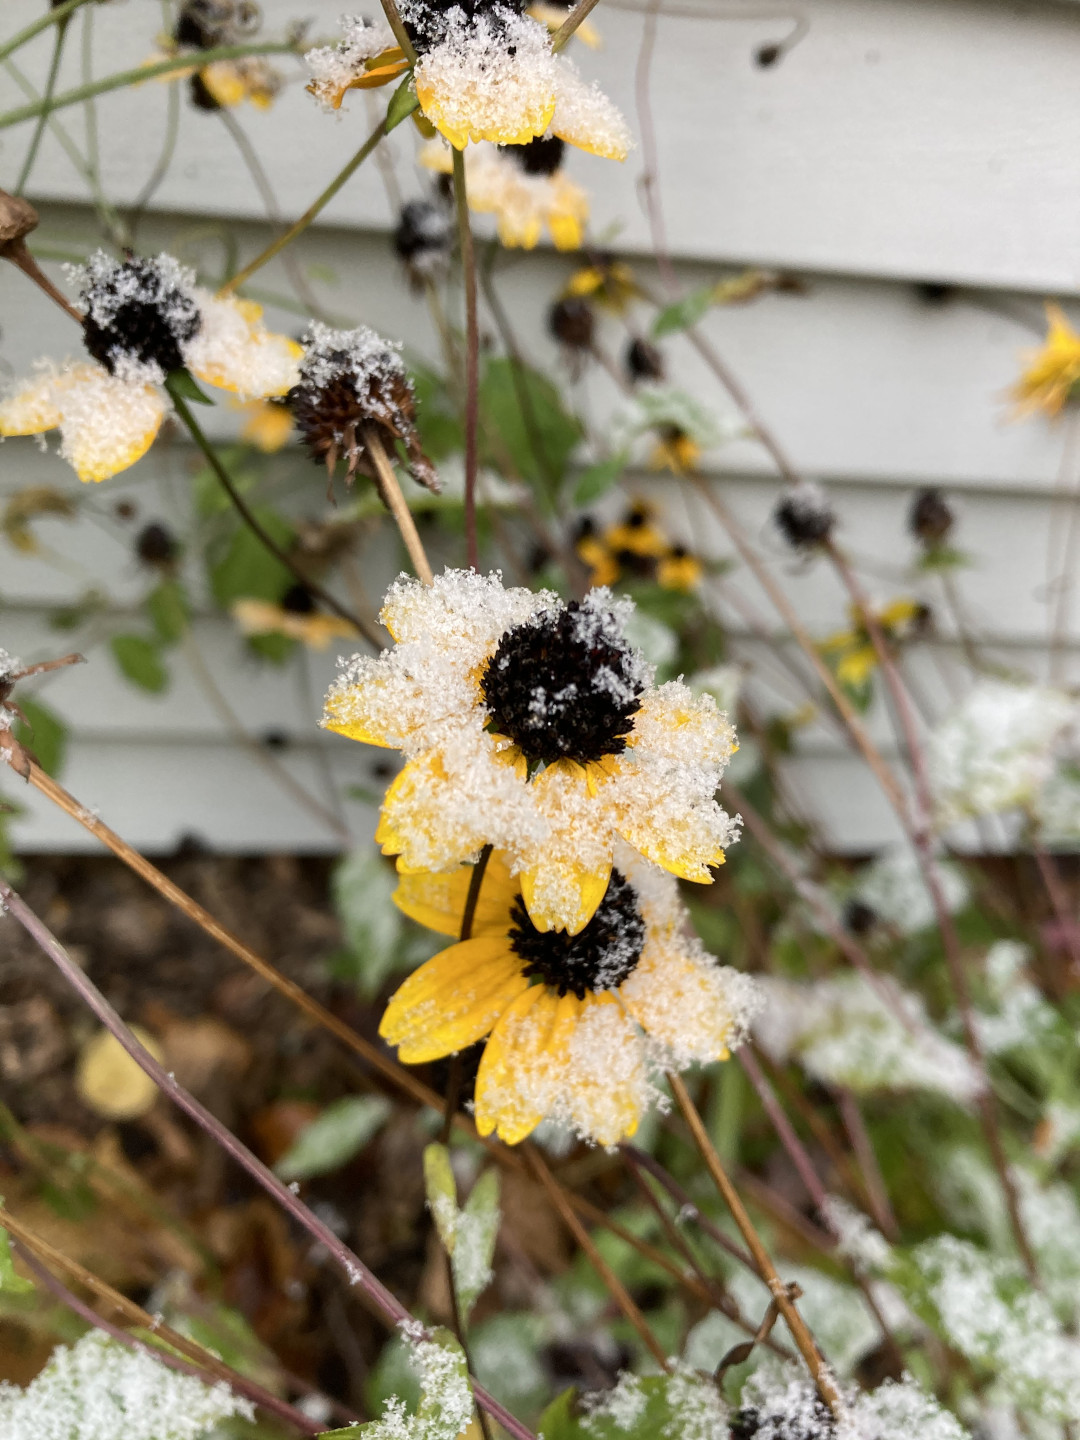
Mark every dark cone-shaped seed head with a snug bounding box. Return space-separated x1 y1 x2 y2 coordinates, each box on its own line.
508 134 566 177
730 1402 835 1440
281 583 317 614
136 521 179 568
80 254 200 377
509 869 645 997
393 199 454 290
909 486 954 547
625 337 664 384
774 480 834 550
174 0 259 48
549 296 595 351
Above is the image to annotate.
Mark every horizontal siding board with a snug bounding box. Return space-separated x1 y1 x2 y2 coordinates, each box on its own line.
6 0 1080 287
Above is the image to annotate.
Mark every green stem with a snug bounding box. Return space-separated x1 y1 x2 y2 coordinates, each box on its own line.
0 41 300 130
15 15 69 194
167 381 381 649
452 147 480 571
220 116 386 295
0 0 92 67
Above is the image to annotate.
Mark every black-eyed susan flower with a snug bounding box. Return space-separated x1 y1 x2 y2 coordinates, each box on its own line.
574 517 619 588
1012 304 1080 418
576 505 703 592
821 597 927 688
909 486 954 548
426 135 589 251
656 545 703 593
548 295 595 352
382 848 759 1144
773 479 835 550
322 570 740 935
232 584 359 650
288 322 438 492
306 7 631 158
649 423 700 475
0 253 301 483
625 336 664 385
564 255 638 313
154 0 281 112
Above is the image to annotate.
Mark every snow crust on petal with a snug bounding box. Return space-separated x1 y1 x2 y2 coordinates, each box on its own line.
49 359 167 483
550 56 631 159
184 292 302 399
305 16 399 109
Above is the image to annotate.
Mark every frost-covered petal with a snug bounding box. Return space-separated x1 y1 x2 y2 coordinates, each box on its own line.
550 57 631 160
621 935 761 1066
59 361 167 483
561 990 647 1144
414 10 560 149
380 936 528 1061
475 985 567 1143
518 759 615 934
184 293 302 399
0 370 63 436
304 18 402 109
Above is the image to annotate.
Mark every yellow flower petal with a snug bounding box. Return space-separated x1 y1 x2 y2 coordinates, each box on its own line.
200 60 248 109
53 363 166 484
621 942 734 1063
380 937 527 1061
0 372 63 437
75 1025 165 1120
238 398 293 452
474 986 561 1144
393 853 517 937
550 58 631 161
519 758 613 934
187 293 302 399
374 754 443 853
323 673 409 748
563 990 643 1144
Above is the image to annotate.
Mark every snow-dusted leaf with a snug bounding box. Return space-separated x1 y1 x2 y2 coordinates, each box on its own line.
275 1095 391 1181
455 1169 500 1319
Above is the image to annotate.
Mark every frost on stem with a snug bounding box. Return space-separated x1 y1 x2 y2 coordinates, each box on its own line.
0 1330 253 1440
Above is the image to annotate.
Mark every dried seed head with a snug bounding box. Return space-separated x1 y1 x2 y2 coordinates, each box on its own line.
289 323 439 493
909 486 954 547
404 0 529 52
393 198 454 290
773 480 834 550
136 522 179 568
730 1403 835 1440
624 336 664 384
280 583 317 614
77 253 200 379
174 0 259 49
0 189 39 250
549 295 595 350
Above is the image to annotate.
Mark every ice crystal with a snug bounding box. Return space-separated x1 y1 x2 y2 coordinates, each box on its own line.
582 1370 648 1431
850 844 968 935
71 252 199 380
754 972 982 1101
366 1325 474 1440
550 59 632 159
736 1369 971 1440
305 16 398 108
929 678 1077 825
0 1330 252 1440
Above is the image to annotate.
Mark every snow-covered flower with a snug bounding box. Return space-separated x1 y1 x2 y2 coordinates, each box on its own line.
323 570 741 934
0 1330 252 1440
0 253 300 483
424 135 589 251
928 678 1077 826
288 322 438 492
383 847 759 1145
773 479 835 550
753 971 982 1102
306 7 631 158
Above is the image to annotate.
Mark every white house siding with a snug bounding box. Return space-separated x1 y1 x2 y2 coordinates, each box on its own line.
2 0 1080 852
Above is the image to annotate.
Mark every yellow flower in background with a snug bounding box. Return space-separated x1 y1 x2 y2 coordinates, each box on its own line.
461 141 589 251
232 591 359 651
237 397 293 452
195 56 281 110
603 502 669 560
657 546 704 593
1012 304 1080 418
575 505 704 592
382 849 758 1145
0 253 300 483
649 424 701 475
821 598 925 688
322 571 739 936
565 257 638 313
307 11 631 157
574 520 619 587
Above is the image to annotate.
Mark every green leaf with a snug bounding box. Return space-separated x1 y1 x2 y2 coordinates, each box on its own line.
423 1143 459 1253
331 848 409 998
385 73 419 131
652 285 714 338
456 1168 500 1318
209 507 295 609
147 578 189 646
478 357 582 502
0 1219 32 1294
12 697 67 777
165 367 214 405
410 364 464 462
110 634 168 694
573 450 628 505
275 1096 392 1181
537 1389 582 1440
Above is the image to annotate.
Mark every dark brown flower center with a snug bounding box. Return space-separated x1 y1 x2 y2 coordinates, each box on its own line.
508 870 645 998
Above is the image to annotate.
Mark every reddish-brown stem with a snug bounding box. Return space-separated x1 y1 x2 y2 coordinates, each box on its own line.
452 148 480 571
3 238 84 322
0 878 537 1440
835 1087 900 1243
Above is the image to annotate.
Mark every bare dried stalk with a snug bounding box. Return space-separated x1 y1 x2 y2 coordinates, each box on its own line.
364 426 435 585
452 147 481 571
551 0 604 52
524 1146 671 1371
0 878 538 1440
377 0 418 62
3 1210 321 1434
3 238 84 323
668 1072 846 1419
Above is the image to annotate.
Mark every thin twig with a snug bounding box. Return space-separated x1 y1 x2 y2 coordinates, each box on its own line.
0 0 92 66
15 12 70 194
0 879 538 1440
4 1214 322 1435
551 0 605 52
170 388 382 648
3 239 84 323
364 426 435 585
378 0 418 63
452 147 480 571
668 1072 846 1419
